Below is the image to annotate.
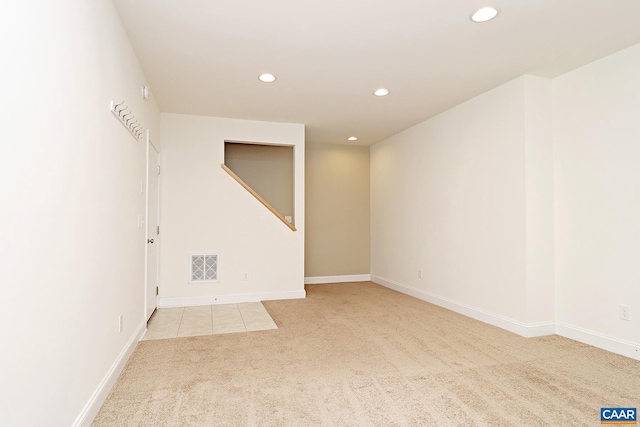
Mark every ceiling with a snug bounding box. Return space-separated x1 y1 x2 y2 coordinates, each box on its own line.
114 0 640 146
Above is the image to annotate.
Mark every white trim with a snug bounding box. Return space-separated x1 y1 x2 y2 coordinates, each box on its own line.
304 274 371 285
371 275 555 338
158 289 306 308
556 322 640 361
73 320 146 427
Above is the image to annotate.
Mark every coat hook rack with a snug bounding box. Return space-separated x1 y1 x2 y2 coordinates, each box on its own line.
110 100 144 140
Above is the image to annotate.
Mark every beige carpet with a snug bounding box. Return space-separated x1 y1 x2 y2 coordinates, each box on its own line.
93 282 640 426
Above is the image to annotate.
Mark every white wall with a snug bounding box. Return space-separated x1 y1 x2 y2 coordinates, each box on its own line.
371 76 556 336
553 43 640 354
0 1 160 426
372 77 528 322
371 44 640 358
524 76 555 324
159 114 305 305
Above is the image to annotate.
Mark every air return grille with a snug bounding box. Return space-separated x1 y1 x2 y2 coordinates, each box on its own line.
190 254 219 283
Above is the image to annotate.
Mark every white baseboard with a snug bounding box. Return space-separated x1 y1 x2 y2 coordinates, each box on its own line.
158 289 306 308
371 275 555 338
556 322 640 361
371 275 640 360
304 274 371 285
521 321 557 337
73 319 146 427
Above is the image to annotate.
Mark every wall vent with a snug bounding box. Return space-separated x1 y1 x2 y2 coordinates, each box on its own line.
190 254 219 283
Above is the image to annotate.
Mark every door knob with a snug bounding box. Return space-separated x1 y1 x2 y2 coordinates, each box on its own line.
148 238 154 244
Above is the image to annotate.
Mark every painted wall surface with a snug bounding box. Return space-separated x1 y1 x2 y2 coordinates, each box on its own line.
305 142 370 277
524 76 555 324
160 114 305 302
553 43 640 347
225 143 294 220
0 1 160 426
371 77 528 322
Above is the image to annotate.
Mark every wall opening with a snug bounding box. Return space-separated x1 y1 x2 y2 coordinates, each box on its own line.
224 141 295 225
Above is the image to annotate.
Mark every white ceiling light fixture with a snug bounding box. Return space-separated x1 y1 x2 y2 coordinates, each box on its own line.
373 88 389 97
347 136 358 141
471 7 499 23
258 73 276 83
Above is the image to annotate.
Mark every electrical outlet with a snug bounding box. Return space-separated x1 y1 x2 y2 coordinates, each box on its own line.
119 314 123 332
619 305 630 321
243 272 249 281
418 269 423 279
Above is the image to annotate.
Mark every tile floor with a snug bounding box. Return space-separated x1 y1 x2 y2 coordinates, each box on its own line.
142 302 277 341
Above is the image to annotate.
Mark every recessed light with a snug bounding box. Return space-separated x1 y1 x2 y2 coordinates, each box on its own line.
373 88 389 97
258 73 276 83
348 136 358 141
471 7 498 23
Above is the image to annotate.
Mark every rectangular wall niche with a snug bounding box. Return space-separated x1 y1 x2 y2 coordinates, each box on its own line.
224 141 294 225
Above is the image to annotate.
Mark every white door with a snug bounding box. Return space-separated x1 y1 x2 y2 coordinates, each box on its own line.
145 137 160 321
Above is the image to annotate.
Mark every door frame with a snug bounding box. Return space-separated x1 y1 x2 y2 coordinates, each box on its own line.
144 129 160 322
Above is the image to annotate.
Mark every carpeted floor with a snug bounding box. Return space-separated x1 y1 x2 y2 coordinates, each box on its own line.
93 282 640 426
